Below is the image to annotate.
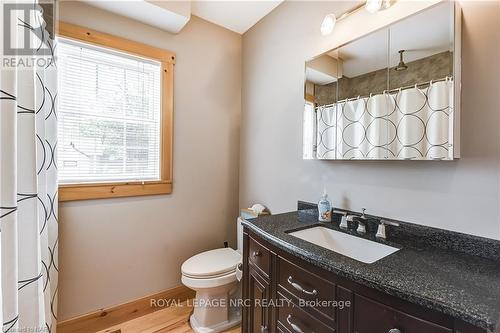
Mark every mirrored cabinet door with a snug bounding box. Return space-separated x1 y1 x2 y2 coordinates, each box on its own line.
305 49 341 160
303 1 460 161
387 2 455 160
336 28 390 160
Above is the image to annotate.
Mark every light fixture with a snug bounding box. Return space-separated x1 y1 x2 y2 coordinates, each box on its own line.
366 0 396 13
321 0 397 36
382 0 396 10
365 0 383 13
320 13 337 36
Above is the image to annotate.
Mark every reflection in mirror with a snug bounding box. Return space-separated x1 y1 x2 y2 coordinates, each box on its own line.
336 29 390 160
303 1 458 161
388 2 454 160
304 51 342 159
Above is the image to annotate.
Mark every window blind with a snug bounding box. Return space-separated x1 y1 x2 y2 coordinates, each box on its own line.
57 37 162 184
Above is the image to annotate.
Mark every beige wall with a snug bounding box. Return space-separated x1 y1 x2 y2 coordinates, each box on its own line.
241 1 500 239
58 2 241 320
59 0 500 320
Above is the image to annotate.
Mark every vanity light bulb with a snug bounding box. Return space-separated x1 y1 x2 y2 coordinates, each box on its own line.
365 0 383 13
382 0 393 9
320 13 336 36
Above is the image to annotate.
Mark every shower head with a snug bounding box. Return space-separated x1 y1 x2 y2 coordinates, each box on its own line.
395 50 408 71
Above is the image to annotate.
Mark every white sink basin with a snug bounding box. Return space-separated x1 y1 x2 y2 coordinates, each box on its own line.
288 226 400 264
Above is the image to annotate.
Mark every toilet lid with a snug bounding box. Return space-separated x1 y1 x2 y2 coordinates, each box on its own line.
182 248 241 278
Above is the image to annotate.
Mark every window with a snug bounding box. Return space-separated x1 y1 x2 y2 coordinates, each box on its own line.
57 23 174 201
303 100 316 159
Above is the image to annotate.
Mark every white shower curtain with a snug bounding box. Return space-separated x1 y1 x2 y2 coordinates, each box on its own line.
0 2 58 332
317 79 453 160
390 80 453 159
316 105 337 159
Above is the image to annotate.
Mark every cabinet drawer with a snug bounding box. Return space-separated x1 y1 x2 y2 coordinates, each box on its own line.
249 236 271 277
278 257 336 321
354 294 452 333
277 295 335 333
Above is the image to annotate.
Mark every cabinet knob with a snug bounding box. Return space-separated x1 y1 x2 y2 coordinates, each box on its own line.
388 329 402 333
253 251 262 257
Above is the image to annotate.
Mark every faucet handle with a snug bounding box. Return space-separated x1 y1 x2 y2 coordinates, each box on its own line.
380 219 400 227
376 223 386 239
376 219 400 239
360 208 366 219
346 214 356 222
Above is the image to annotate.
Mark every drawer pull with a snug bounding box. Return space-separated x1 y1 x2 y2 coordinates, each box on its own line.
253 251 262 257
286 314 312 333
287 276 318 296
388 329 402 333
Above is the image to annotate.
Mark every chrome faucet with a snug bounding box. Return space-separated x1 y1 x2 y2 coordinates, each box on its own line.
376 219 400 240
356 208 367 234
346 208 367 234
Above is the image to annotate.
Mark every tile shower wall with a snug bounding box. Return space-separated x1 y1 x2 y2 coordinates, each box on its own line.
315 51 453 106
240 1 500 240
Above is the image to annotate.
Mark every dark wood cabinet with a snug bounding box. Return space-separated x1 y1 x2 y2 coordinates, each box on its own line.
336 286 354 333
248 237 271 278
242 228 487 333
248 264 271 333
353 294 452 333
277 294 335 333
277 256 336 322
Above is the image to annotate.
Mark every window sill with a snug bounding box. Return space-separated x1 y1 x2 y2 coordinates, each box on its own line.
58 181 172 202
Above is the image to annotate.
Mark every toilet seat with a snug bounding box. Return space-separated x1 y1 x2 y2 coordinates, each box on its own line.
182 271 238 289
182 248 241 278
181 248 241 289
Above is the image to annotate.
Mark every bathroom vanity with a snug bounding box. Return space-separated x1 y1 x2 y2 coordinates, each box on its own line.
241 206 500 333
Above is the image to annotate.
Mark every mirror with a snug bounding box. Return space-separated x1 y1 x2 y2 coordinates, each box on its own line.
303 2 460 160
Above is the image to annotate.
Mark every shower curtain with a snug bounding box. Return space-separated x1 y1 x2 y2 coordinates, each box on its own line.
316 79 453 160
0 2 58 332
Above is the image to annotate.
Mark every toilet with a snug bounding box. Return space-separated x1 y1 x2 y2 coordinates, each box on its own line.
181 218 245 333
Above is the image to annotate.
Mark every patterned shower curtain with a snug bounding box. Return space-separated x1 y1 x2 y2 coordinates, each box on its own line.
316 79 454 160
0 1 58 332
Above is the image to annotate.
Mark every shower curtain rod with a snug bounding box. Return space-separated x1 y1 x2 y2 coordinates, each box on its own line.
317 76 453 109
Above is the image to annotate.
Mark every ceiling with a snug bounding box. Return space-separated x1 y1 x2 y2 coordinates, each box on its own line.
192 1 283 34
81 0 283 35
327 1 453 78
81 0 192 33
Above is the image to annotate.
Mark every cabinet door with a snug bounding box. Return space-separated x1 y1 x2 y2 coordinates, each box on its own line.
454 320 487 333
337 286 354 333
354 294 452 333
249 266 271 333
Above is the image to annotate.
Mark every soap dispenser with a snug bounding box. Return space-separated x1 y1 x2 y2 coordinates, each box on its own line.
318 189 332 222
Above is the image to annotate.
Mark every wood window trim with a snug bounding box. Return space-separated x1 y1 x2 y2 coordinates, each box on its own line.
56 22 174 201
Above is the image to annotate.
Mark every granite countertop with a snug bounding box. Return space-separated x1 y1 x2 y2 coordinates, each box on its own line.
240 209 500 332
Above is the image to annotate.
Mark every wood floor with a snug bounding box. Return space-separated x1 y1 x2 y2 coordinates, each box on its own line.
96 301 241 333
